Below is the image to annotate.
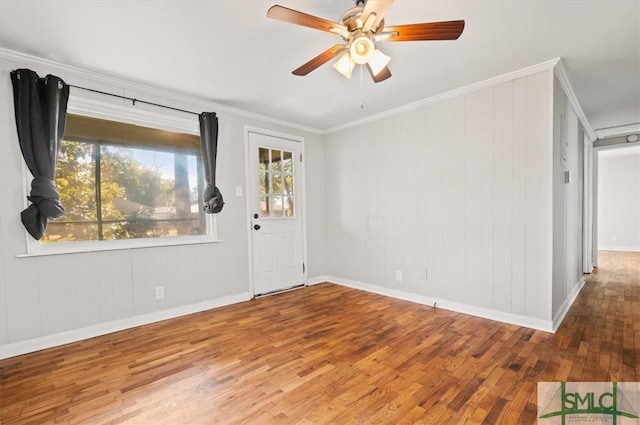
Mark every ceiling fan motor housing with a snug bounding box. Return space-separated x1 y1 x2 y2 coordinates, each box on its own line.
340 6 384 35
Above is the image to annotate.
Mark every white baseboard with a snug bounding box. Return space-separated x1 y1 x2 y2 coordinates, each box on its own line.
0 292 252 360
324 276 555 333
552 278 585 331
306 275 331 286
2 276 584 359
598 246 640 252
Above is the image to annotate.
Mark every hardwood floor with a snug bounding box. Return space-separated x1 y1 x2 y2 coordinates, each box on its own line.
1 251 638 424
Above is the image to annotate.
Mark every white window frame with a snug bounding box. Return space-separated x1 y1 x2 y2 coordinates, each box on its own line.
20 96 220 257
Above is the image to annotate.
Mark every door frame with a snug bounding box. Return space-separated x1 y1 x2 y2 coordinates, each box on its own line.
582 133 595 273
243 126 308 297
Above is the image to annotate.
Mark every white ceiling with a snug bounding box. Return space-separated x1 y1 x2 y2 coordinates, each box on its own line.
1 0 638 134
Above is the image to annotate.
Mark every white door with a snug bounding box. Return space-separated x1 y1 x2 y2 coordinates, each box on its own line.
248 131 304 296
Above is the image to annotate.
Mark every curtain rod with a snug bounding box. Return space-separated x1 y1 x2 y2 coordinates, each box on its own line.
68 84 200 116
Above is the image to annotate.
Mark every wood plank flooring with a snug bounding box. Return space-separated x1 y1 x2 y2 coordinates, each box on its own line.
1 250 638 424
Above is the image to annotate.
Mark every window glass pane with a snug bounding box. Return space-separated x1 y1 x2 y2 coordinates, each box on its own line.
259 171 268 195
284 196 294 217
259 147 269 171
271 150 282 172
282 151 293 173
272 172 283 194
260 196 269 217
45 140 97 242
46 222 99 243
271 196 283 217
45 118 206 243
284 175 293 195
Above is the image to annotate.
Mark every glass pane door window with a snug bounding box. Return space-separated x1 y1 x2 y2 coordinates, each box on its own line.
258 147 295 218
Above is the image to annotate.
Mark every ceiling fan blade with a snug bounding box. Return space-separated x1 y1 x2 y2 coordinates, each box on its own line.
362 0 395 32
367 64 392 83
267 5 348 36
292 44 346 76
385 20 465 41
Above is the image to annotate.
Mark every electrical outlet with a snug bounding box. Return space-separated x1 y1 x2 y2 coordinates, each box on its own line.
420 269 428 280
155 286 164 300
395 271 403 282
611 235 617 242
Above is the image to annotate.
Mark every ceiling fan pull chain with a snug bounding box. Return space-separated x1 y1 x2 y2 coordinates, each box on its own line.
360 65 365 109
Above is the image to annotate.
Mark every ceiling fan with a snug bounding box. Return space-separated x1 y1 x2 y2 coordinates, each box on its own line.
267 0 465 83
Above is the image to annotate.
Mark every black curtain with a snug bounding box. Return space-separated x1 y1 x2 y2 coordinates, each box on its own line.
11 69 70 240
199 112 224 213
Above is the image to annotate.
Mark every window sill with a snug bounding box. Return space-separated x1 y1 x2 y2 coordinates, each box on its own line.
17 236 223 258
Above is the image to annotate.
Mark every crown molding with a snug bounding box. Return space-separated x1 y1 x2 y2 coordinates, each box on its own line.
324 58 563 134
2 48 598 140
595 123 640 139
553 58 597 142
0 48 323 135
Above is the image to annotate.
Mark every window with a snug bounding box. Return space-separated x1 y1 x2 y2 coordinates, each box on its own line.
43 113 208 244
258 147 295 217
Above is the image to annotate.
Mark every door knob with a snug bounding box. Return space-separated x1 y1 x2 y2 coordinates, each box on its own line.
254 224 261 230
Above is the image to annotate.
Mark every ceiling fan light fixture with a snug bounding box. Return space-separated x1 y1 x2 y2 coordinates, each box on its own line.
266 2 465 84
350 35 374 64
368 49 391 76
333 52 356 79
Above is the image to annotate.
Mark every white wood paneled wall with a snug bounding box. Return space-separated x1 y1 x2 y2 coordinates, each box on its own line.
551 75 585 321
0 51 326 357
324 70 554 323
